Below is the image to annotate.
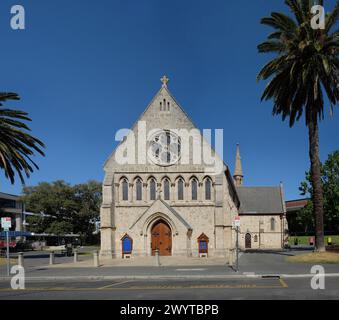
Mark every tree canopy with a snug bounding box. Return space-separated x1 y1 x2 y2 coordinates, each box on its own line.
298 150 339 233
22 180 102 244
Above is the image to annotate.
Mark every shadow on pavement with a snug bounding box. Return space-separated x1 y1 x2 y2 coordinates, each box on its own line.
240 250 305 257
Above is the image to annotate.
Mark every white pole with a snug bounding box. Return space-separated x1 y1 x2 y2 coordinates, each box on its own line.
236 227 239 272
6 230 10 276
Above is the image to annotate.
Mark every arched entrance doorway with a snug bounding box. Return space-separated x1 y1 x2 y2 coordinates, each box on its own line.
151 219 172 256
245 233 251 249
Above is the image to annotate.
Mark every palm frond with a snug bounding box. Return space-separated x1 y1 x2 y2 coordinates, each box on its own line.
325 1 339 32
257 0 339 127
0 93 45 184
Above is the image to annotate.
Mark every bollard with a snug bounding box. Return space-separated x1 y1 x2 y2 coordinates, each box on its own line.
93 251 99 267
73 249 78 263
18 252 24 268
155 249 160 267
49 251 55 265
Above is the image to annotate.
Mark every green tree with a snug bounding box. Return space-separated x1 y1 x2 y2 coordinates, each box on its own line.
46 221 74 235
73 180 102 243
257 0 339 251
22 180 102 243
299 150 339 233
0 93 45 184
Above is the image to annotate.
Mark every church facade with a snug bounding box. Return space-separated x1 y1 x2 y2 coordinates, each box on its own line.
100 77 288 262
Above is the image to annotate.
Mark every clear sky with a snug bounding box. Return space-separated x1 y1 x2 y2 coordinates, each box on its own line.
0 0 338 200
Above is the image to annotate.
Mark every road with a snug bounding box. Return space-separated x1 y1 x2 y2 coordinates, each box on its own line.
0 276 338 300
1 249 338 300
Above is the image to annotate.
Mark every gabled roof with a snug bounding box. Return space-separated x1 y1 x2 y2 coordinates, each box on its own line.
160 199 193 230
236 186 284 214
129 198 192 231
103 83 196 169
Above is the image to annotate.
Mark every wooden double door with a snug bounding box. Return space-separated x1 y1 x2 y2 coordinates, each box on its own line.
151 220 172 256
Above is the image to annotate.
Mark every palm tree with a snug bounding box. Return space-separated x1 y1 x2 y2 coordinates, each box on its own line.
0 92 45 185
257 0 338 252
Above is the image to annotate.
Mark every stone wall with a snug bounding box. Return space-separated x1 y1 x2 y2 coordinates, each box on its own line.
238 214 284 250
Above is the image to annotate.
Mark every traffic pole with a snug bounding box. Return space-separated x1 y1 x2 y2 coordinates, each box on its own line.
236 226 239 272
6 230 10 276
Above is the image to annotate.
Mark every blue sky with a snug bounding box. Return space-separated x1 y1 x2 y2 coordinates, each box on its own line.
0 0 338 200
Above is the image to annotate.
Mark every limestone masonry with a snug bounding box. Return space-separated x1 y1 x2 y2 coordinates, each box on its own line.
100 76 288 263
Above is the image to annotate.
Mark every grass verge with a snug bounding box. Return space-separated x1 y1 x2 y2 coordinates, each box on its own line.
288 235 339 246
0 257 17 266
287 252 339 264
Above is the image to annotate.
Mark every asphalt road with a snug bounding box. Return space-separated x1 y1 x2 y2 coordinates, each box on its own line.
0 276 338 300
1 249 338 300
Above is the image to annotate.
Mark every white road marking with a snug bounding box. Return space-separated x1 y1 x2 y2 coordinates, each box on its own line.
175 268 206 271
98 280 132 290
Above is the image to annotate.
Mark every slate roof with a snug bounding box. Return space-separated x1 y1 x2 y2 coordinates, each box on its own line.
236 186 284 214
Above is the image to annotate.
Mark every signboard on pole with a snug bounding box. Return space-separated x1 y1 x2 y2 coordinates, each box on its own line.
1 217 12 276
234 216 240 228
1 217 11 231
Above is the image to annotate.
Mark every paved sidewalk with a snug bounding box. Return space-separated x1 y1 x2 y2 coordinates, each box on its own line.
48 255 230 267
1 250 338 280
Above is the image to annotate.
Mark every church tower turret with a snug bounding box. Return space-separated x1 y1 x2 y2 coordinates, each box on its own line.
233 144 243 187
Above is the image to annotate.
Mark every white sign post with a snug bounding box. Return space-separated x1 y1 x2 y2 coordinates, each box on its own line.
1 217 12 276
234 216 241 228
1 217 11 230
234 216 240 272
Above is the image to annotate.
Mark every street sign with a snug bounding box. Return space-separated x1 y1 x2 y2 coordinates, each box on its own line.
1 217 11 231
1 217 12 276
234 216 240 228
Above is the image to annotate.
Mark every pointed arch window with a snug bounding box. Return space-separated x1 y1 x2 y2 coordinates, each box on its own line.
150 179 156 201
191 179 198 201
271 218 275 231
164 179 170 200
198 233 209 254
122 179 128 201
136 179 142 201
178 179 184 200
205 178 211 200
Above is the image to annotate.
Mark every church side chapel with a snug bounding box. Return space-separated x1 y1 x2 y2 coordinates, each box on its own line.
100 76 288 262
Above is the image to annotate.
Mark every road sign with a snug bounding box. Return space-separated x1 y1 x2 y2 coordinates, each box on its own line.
1 217 11 231
1 217 12 276
234 216 240 228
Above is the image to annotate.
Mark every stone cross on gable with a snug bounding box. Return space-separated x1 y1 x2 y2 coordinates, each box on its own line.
161 75 169 88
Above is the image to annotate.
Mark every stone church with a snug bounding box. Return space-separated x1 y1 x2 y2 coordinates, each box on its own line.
100 76 288 262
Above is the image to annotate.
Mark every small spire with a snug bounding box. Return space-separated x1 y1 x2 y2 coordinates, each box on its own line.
233 144 244 187
160 75 169 88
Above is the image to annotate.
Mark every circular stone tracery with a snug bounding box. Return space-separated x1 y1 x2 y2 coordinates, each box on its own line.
148 131 181 166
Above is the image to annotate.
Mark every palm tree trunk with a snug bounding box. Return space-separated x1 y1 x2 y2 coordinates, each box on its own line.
308 113 325 252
